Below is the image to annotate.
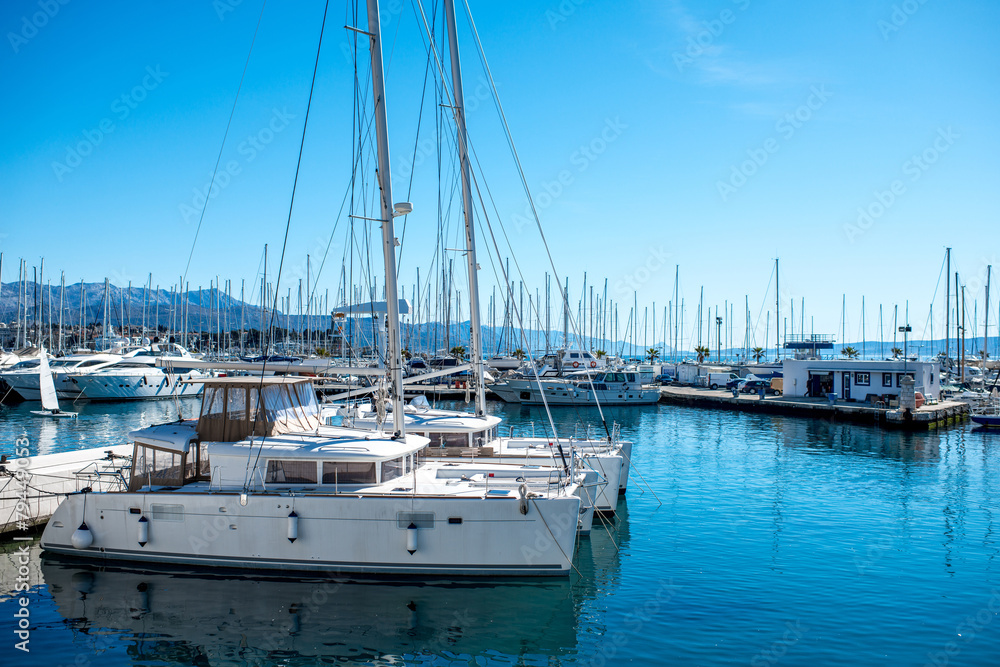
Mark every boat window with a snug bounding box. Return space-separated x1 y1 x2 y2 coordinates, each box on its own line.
583 353 593 359
626 373 636 382
130 445 184 490
426 432 470 447
570 353 580 359
226 387 247 420
266 460 318 484
381 457 404 482
322 461 376 485
50 360 77 367
77 360 105 368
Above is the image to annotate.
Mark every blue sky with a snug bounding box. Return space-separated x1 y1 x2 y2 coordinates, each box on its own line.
1 0 997 348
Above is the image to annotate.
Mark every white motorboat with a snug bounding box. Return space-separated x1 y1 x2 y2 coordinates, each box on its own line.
69 343 208 401
40 376 583 575
491 369 660 406
0 352 123 401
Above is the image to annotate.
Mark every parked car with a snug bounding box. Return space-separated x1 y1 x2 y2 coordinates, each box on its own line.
726 376 747 391
653 373 673 385
740 379 780 395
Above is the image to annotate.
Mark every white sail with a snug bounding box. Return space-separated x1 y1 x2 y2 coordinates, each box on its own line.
37 347 60 412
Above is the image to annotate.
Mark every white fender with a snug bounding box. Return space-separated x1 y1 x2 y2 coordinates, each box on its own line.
71 522 94 549
287 511 298 543
138 515 149 547
406 522 417 554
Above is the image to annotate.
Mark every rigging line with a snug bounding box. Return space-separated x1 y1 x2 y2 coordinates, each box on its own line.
465 136 613 436
244 0 332 491
182 0 267 289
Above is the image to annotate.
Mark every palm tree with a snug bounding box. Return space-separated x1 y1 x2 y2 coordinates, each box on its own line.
841 346 859 359
512 347 526 361
694 345 710 363
400 348 412 360
594 349 606 359
890 347 903 359
752 346 765 363
450 345 466 360
646 347 660 363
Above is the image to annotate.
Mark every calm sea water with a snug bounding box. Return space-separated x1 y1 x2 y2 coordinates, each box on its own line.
2 397 998 666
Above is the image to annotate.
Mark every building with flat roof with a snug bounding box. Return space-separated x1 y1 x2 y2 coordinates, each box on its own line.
781 359 940 401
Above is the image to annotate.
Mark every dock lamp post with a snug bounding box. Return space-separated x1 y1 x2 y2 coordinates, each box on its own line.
898 325 912 374
716 316 723 362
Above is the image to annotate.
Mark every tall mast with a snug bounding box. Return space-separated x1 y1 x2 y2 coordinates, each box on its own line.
366 0 407 435
445 0 486 417
775 257 780 361
984 265 991 367
945 247 950 359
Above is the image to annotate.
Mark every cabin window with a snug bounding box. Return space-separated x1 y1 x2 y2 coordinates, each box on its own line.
426 432 470 447
322 461 376 485
626 373 636 382
226 387 248 420
855 372 870 386
130 445 185 490
382 457 404 482
882 373 893 387
570 353 580 359
583 353 593 359
266 460 318 484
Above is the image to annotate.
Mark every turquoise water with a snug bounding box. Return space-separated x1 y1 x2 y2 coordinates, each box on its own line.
2 398 998 666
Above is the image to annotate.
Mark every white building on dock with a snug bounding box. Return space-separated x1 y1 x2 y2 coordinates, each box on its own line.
781 359 940 401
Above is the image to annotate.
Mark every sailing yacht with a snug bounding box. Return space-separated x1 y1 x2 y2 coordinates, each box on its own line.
40 376 583 574
30 348 77 418
41 0 584 576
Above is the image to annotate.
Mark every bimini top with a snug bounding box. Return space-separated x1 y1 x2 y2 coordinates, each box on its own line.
190 377 322 441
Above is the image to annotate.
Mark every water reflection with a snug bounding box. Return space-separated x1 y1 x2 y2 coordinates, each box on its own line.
0 398 200 457
41 553 584 666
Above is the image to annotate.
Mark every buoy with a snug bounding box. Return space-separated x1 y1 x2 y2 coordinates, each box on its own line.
287 511 298 543
573 361 580 368
406 522 418 554
518 484 529 515
71 522 94 549
590 361 597 368
137 515 149 547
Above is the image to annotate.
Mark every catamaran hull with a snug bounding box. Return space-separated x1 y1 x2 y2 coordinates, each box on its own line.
41 490 581 576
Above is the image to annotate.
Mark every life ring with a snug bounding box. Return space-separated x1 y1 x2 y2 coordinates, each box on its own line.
590 361 597 368
572 361 580 368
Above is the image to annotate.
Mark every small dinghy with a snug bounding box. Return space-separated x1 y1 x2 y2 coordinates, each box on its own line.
30 348 78 418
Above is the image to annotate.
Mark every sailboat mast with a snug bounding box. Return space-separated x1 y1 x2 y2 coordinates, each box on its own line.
445 0 486 417
366 0 407 435
945 247 950 359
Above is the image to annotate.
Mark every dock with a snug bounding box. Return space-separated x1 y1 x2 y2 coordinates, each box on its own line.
658 386 968 430
0 445 132 536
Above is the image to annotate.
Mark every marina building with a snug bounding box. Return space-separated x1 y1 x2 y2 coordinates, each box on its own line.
781 359 940 401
